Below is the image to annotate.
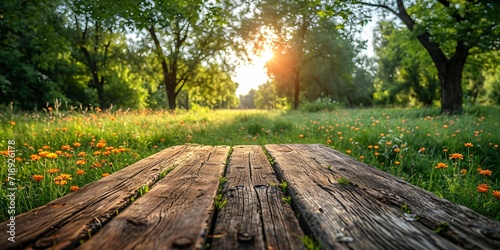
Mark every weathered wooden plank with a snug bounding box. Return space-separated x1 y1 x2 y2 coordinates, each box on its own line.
211 145 305 249
79 145 229 250
265 144 500 250
0 145 200 250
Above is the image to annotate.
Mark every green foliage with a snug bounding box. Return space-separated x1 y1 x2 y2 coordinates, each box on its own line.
338 177 350 185
301 235 321 250
299 98 343 112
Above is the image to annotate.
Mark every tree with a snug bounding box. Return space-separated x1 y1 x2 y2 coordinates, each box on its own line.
61 0 124 109
0 0 74 109
123 0 235 110
373 21 440 106
184 63 239 109
357 0 500 113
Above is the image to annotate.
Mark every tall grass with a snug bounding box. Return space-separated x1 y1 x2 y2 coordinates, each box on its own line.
1 106 499 221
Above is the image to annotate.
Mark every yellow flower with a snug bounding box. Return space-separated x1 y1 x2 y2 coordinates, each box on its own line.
394 161 400 165
435 162 448 169
46 153 58 159
477 184 489 193
59 173 72 180
346 150 352 154
39 151 50 157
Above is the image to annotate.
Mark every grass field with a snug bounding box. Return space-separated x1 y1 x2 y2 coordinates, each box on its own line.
1 106 500 221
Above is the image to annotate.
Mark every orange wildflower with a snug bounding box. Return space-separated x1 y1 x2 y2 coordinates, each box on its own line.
76 169 86 175
61 145 71 150
39 151 50 157
33 175 44 181
359 156 365 160
346 150 352 154
76 159 86 165
102 173 110 177
394 148 400 153
30 154 41 161
418 147 426 153
394 161 400 165
492 190 500 199
78 152 87 157
96 142 106 148
479 169 492 176
70 186 79 192
47 168 61 174
477 184 489 193
464 142 473 147
299 134 304 138
449 153 464 160
93 151 101 155
42 145 51 150
10 121 16 126
73 142 81 147
435 162 448 169
373 145 379 150
460 169 467 175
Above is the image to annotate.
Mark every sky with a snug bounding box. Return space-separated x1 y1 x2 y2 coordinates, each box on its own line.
233 17 377 97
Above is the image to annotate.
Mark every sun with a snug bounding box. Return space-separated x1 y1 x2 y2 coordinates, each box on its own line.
234 48 274 96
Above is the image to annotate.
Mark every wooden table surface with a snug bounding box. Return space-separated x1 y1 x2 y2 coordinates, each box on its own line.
2 144 500 249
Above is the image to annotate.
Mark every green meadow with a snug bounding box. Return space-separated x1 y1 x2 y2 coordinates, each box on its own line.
1 106 500 221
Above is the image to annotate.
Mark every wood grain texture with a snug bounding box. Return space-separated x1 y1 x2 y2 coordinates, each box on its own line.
265 144 500 250
211 145 305 250
79 145 229 250
0 145 198 249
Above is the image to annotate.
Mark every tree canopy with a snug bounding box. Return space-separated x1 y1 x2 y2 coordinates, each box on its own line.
1 0 499 112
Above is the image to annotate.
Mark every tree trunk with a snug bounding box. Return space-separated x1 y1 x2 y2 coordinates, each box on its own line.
149 26 177 110
293 71 300 110
439 45 469 114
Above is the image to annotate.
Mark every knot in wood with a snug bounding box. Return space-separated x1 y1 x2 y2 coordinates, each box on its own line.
237 232 254 242
172 237 193 248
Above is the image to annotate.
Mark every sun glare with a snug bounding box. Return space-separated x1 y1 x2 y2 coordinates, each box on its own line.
235 48 274 96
